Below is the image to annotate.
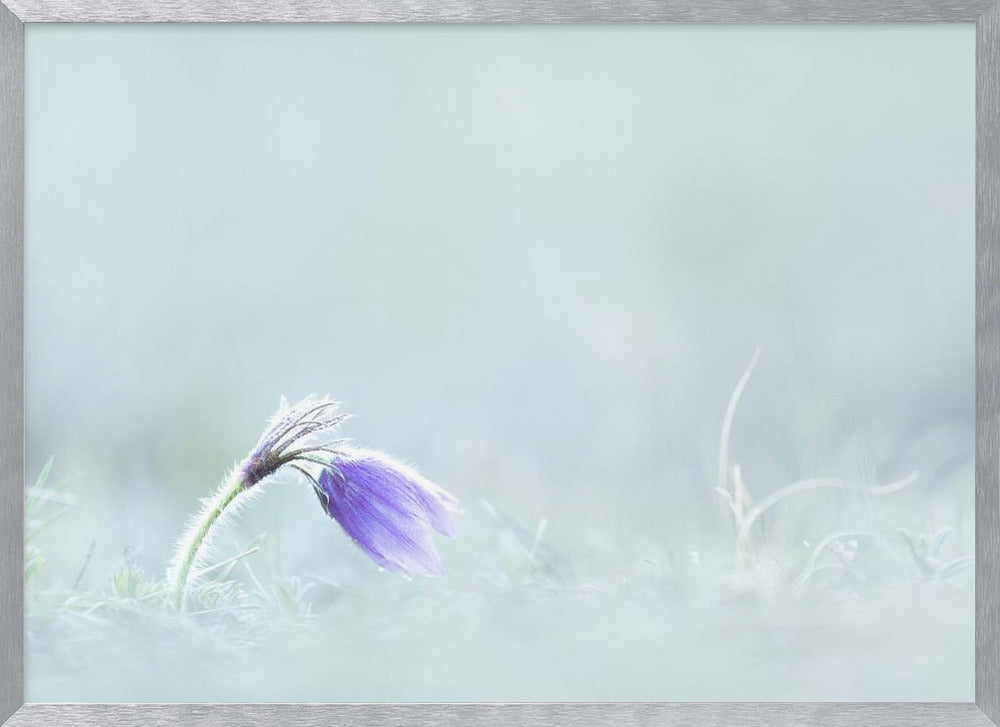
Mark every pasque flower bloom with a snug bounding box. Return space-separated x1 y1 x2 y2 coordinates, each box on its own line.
169 396 459 608
316 450 459 577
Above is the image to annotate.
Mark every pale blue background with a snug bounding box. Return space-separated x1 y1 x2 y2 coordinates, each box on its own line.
24 25 974 701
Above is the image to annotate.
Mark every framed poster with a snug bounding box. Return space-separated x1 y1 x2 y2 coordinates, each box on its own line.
0 3 997 726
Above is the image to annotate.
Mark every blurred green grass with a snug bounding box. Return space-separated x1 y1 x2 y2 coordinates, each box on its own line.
25 445 973 702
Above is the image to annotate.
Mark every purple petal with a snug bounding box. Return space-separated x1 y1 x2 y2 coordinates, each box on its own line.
342 453 458 537
317 451 459 577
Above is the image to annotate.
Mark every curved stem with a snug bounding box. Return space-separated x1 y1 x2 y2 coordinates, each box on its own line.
737 471 918 543
718 347 760 496
171 472 246 610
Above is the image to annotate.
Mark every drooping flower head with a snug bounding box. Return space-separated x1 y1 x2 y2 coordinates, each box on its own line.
239 396 459 577
316 449 460 577
170 395 459 608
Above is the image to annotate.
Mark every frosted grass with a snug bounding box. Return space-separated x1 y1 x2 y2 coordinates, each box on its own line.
24 354 974 702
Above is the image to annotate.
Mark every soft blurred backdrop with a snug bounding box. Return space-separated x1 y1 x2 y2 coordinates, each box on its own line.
24 24 973 702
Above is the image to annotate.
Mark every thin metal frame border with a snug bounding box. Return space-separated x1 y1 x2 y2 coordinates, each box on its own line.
1 3 997 725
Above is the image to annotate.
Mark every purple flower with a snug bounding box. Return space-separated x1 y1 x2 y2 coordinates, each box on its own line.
171 396 460 608
316 450 460 577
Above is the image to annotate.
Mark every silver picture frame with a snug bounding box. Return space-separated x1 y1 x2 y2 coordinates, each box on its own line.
1 2 998 725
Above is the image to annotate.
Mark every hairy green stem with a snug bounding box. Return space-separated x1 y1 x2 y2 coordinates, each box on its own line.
172 472 246 610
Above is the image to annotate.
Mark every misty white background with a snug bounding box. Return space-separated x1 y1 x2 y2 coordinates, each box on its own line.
24 24 973 700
